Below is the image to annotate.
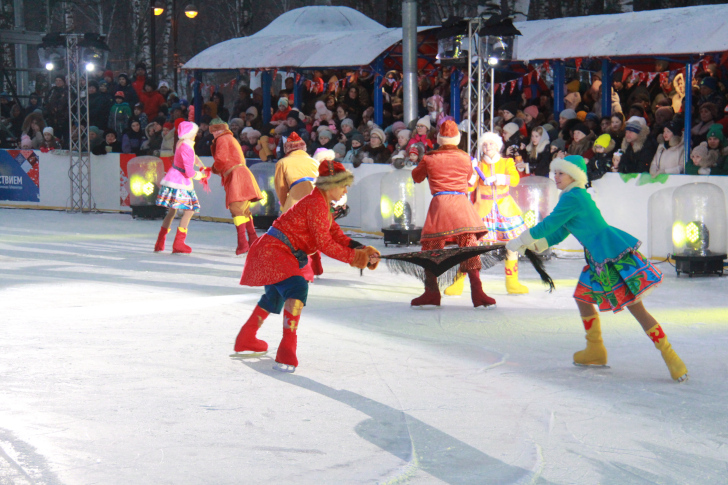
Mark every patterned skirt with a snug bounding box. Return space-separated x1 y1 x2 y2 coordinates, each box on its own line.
156 185 200 212
574 249 663 313
482 204 527 242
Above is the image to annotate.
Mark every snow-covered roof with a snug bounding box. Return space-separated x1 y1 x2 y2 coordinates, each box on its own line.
514 4 728 62
183 6 435 71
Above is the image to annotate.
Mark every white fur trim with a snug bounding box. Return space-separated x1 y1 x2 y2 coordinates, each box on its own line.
437 132 461 146
550 158 587 188
315 170 355 191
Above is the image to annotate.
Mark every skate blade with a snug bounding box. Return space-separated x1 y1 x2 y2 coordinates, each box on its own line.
273 362 296 373
230 351 267 359
675 374 689 383
573 362 610 368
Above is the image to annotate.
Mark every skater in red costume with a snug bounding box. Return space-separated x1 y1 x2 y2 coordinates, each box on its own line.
153 121 207 254
209 118 263 255
410 119 495 308
234 160 380 373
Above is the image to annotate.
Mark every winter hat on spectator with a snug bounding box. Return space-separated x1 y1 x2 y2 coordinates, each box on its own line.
341 118 355 129
332 143 347 157
247 129 261 140
229 117 244 127
502 122 519 138
103 70 113 80
625 116 646 134
313 148 336 163
351 133 364 145
594 133 611 149
664 118 684 137
391 121 406 135
284 132 307 154
566 80 581 93
370 127 386 143
690 142 718 169
20 134 32 148
701 77 718 91
158 80 170 90
409 144 422 157
559 109 577 120
286 110 302 123
88 80 99 89
550 138 566 152
278 97 289 107
134 102 144 111
319 129 333 141
43 126 54 136
654 106 674 126
246 106 258 118
524 105 539 119
177 121 198 140
576 111 587 121
706 123 725 143
500 102 519 118
241 127 253 136
315 159 354 191
114 91 125 99
397 129 411 141
572 123 590 137
416 116 431 129
163 122 174 130
437 119 461 146
551 155 587 188
585 112 600 123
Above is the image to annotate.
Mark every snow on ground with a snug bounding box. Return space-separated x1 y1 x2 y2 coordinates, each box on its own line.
1 208 727 484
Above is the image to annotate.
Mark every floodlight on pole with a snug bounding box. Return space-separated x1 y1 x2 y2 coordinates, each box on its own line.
85 63 95 72
184 4 198 18
153 2 164 16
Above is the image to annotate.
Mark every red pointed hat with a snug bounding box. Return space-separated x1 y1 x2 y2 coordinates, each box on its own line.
284 131 307 154
315 159 354 191
437 119 461 146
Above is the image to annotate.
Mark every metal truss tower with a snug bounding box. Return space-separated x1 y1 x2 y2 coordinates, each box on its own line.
65 34 95 212
465 18 496 158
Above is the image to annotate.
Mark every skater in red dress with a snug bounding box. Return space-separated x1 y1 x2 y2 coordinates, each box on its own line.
209 119 263 255
234 160 380 372
410 120 494 308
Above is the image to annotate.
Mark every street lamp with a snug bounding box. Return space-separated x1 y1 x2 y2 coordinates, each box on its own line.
151 0 198 93
150 1 165 82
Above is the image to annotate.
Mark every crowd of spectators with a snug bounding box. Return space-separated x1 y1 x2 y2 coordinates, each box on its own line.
2 59 727 180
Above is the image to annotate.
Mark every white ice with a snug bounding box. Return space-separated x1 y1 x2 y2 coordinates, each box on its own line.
1 209 727 484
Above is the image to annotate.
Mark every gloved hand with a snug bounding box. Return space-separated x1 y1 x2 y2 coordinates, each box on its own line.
350 246 380 270
531 237 549 254
364 246 381 270
362 157 374 164
193 171 205 180
495 174 508 185
506 230 534 255
485 175 497 185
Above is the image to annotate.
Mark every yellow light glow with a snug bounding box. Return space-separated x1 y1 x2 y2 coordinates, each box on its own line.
184 5 198 18
129 175 146 197
672 222 686 247
686 221 700 244
142 182 155 196
524 210 536 228
380 195 393 219
393 200 405 218
153 7 164 15
256 191 268 207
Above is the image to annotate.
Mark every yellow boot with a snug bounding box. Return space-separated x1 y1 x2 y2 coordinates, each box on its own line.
444 271 465 296
573 314 608 366
646 324 688 382
505 259 529 294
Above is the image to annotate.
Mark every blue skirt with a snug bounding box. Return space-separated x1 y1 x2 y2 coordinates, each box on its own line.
156 185 200 212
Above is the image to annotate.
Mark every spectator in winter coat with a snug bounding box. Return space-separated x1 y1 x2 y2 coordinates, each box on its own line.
89 126 104 153
276 110 309 158
343 134 364 164
649 119 685 177
88 81 112 131
116 73 139 106
697 77 725 113
139 81 166 121
122 119 147 155
388 129 411 165
586 133 616 183
338 118 360 149
614 117 656 174
131 62 147 100
407 117 434 150
132 103 149 130
108 92 132 133
270 97 291 126
210 92 229 122
21 112 45 149
142 122 163 155
195 115 214 156
233 86 252 119
94 129 122 154
39 127 61 151
567 123 596 160
353 127 389 167
520 126 551 176
691 102 718 146
44 75 68 143
160 122 175 157
23 93 42 119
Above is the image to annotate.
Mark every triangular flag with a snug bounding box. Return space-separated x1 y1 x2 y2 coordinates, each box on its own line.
647 72 658 86
575 58 582 72
622 68 632 83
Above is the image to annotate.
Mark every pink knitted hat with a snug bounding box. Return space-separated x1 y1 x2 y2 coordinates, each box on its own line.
177 121 198 140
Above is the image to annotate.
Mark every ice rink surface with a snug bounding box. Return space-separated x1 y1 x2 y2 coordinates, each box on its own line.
1 208 727 485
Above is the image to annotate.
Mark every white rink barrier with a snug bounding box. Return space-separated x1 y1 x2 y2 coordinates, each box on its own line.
2 149 728 259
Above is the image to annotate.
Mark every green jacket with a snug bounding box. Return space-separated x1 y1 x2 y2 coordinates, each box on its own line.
530 185 639 264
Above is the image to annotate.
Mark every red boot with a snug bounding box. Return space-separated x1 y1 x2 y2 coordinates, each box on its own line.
310 251 323 276
274 307 301 372
245 219 258 246
235 223 250 255
467 270 496 308
172 227 192 254
154 227 170 252
234 305 269 353
411 271 441 307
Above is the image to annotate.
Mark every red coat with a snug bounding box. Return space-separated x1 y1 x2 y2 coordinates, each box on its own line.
210 126 262 208
412 145 486 244
139 90 166 120
240 189 355 287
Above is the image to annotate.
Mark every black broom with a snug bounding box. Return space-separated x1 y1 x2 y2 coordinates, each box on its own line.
381 245 555 292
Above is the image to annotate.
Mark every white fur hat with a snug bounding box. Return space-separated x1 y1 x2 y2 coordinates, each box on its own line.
550 155 588 188
416 116 431 129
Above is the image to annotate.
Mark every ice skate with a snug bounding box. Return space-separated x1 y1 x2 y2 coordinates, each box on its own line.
467 270 496 308
245 219 258 245
505 260 529 294
172 227 192 254
234 306 269 353
444 272 465 296
647 324 688 382
235 223 250 255
154 227 170 252
411 271 441 307
573 314 609 367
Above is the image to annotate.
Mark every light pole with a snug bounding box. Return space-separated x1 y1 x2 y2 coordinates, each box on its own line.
152 0 197 93
151 1 164 82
